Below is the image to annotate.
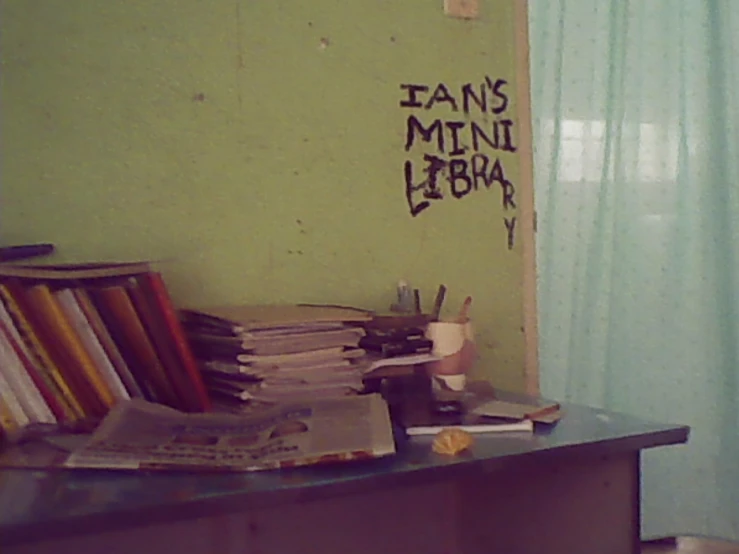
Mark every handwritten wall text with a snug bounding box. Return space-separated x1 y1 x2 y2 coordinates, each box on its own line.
400 77 518 249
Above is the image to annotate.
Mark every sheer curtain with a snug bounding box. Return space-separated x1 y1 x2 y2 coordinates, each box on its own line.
529 0 739 541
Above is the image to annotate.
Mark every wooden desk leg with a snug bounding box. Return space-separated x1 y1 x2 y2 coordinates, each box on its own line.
456 451 642 554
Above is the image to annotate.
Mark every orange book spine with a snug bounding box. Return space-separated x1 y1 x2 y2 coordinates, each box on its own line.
15 283 112 417
90 285 179 407
138 272 212 411
0 284 84 421
73 288 145 399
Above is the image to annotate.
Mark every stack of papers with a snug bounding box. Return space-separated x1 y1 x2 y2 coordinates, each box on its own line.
180 304 373 407
0 394 397 472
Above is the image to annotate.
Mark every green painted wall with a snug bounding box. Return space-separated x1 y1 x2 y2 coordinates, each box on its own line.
1 1 533 391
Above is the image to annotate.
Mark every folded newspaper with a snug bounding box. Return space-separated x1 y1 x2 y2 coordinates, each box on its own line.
63 394 396 472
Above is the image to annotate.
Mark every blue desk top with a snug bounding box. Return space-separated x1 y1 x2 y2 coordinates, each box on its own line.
0 397 688 546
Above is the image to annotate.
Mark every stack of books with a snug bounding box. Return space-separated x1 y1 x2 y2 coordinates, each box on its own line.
0 261 211 439
180 304 373 407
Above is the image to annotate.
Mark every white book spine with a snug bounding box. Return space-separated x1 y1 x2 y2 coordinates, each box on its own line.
0 301 58 424
0 326 55 424
55 289 131 401
0 366 31 427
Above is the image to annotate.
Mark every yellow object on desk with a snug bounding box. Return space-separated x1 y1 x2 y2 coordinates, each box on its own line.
432 428 474 456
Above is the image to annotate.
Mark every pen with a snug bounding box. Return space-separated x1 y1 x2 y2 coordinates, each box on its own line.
0 243 55 262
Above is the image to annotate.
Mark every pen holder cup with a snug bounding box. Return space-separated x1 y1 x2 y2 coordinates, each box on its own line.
424 320 477 392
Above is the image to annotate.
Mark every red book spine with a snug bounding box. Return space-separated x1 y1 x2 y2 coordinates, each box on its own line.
139 273 212 411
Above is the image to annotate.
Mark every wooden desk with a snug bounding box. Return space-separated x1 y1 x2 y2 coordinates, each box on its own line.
0 398 688 554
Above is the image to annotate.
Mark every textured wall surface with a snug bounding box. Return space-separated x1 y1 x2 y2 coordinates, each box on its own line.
0 1 531 390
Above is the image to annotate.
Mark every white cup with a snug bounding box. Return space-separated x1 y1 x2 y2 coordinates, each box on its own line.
424 320 477 391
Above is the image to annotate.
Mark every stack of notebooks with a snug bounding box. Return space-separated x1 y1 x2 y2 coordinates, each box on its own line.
0 261 211 440
180 304 373 408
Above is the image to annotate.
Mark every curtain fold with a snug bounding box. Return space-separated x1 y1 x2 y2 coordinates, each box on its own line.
529 0 739 540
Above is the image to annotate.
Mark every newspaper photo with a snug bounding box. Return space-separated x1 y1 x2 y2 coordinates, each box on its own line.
63 394 396 472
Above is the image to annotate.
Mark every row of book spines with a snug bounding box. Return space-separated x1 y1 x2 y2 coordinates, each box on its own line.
0 272 211 433
0 284 86 427
100 271 210 412
0 280 136 430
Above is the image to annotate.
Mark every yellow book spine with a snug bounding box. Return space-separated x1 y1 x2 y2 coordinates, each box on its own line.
24 284 116 411
0 284 84 421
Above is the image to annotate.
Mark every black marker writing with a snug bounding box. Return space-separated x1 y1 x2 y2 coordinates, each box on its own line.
400 76 509 116
445 121 466 156
399 84 429 108
504 217 516 250
449 159 472 199
486 76 509 114
461 83 487 114
400 76 519 250
405 115 443 152
406 116 517 154
425 83 459 111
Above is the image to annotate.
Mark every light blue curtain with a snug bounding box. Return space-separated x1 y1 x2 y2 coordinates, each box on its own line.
529 0 739 541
